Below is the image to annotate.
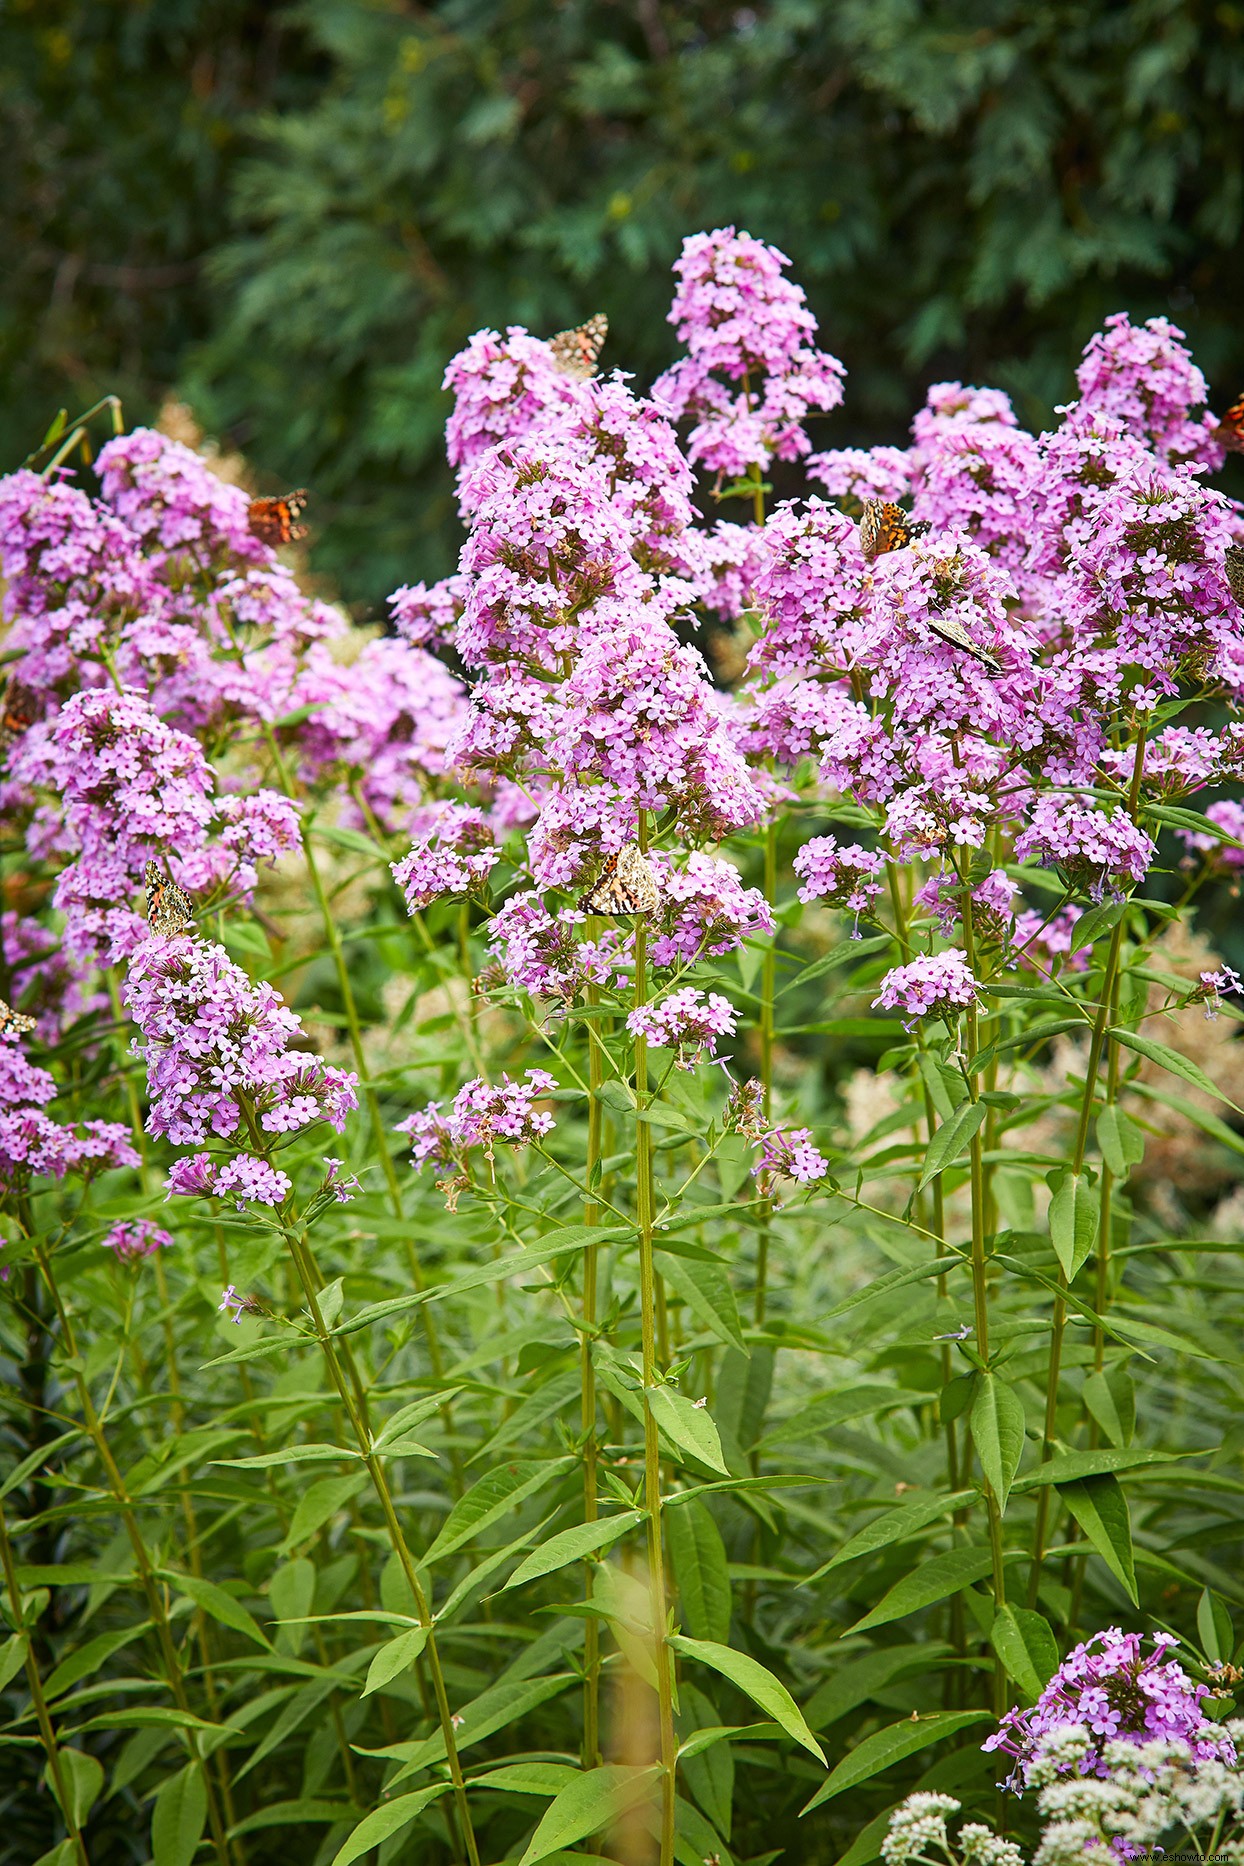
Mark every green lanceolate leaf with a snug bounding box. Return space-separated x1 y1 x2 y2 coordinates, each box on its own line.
1197 1588 1234 1665
361 1624 429 1698
969 1374 1026 1512
502 1511 645 1591
918 1100 987 1191
330 1784 452 1866
989 1604 1058 1703
1109 1028 1243 1112
421 1458 574 1569
1081 1368 1135 1448
845 1546 997 1635
1048 1168 1099 1281
806 1492 975 1583
803 1643 952 1731
648 1388 729 1476
667 1498 731 1643
1096 1105 1145 1177
656 1250 747 1353
517 1766 661 1866
1059 1474 1137 1603
151 1764 208 1866
801 1711 992 1812
669 1635 824 1762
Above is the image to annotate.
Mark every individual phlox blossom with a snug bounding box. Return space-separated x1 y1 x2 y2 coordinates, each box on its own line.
916 868 1016 942
389 573 468 649
1074 313 1220 468
125 937 358 1147
484 891 628 1002
454 448 653 672
1012 906 1092 975
1194 965 1243 1019
682 520 771 622
874 951 980 1026
627 988 737 1069
0 469 154 691
753 1124 829 1187
398 1069 558 1171
103 1219 174 1264
392 804 499 914
983 1628 1235 1795
1015 796 1155 902
167 1153 293 1209
793 835 886 924
319 1158 361 1203
747 499 870 677
96 427 264 565
647 851 773 966
553 620 766 838
806 444 912 505
1180 797 1244 871
444 326 591 483
50 686 215 865
653 228 846 476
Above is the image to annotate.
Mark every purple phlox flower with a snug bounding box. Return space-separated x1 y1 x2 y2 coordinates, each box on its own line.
1012 905 1092 975
485 890 630 1002
746 499 869 679
397 1069 558 1172
170 1153 293 1209
526 785 639 892
653 228 846 477
626 988 738 1069
1014 795 1155 903
983 1627 1236 1795
443 325 591 483
1073 313 1220 469
915 868 1015 943
683 519 772 622
320 1157 361 1203
648 851 774 967
1194 965 1243 1019
1179 796 1244 872
103 1219 174 1265
390 573 469 650
0 1033 137 1189
752 1124 829 1188
793 834 886 926
96 427 265 565
392 803 499 914
873 951 980 1028
806 443 912 505
125 937 358 1147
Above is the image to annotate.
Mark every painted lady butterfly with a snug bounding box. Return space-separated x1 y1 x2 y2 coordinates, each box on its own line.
859 498 929 562
0 998 36 1038
1213 395 1244 453
579 842 659 916
247 490 309 548
144 861 195 939
0 680 35 750
548 313 608 382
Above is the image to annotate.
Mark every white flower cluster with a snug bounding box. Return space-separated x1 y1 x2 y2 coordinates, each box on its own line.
883 1721 1244 1866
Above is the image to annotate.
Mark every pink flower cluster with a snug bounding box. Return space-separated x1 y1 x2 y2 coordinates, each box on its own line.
103 1219 174 1264
170 1153 293 1210
392 805 500 914
627 988 737 1069
754 1125 829 1186
983 1628 1235 1794
793 835 887 921
398 1070 558 1173
125 937 358 1150
654 228 846 476
873 952 980 1026
0 1029 137 1191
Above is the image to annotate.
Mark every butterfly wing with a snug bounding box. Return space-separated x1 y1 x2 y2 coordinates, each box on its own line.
548 313 608 381
579 842 659 915
860 500 927 562
0 998 36 1037
248 491 309 547
1213 395 1244 453
144 860 195 938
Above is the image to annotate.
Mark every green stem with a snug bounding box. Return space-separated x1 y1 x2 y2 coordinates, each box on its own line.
1028 723 1147 1610
280 1223 481 1866
754 819 777 1326
581 951 603 1771
0 1501 91 1866
633 823 677 1866
33 1247 233 1866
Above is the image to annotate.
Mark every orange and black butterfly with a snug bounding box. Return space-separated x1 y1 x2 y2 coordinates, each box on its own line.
0 680 36 751
1212 395 1244 453
247 490 309 548
579 842 659 916
1226 543 1244 608
144 861 195 939
859 499 929 563
0 998 36 1038
548 313 608 382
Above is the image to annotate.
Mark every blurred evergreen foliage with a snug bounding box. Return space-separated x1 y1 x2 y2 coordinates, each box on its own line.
5 0 1244 607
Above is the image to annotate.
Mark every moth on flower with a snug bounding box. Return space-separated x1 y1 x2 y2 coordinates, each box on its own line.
578 842 660 916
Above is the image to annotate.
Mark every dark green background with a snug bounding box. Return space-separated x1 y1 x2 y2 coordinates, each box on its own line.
5 0 1244 610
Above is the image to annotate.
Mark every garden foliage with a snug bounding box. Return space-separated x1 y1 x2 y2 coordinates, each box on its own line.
1 229 1244 1866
